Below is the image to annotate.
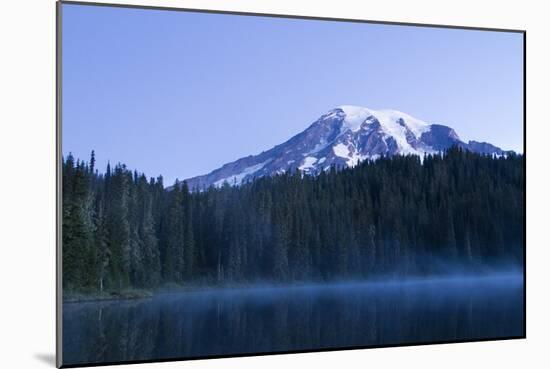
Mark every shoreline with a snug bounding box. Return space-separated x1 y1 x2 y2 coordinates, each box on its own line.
63 289 155 303
63 271 523 304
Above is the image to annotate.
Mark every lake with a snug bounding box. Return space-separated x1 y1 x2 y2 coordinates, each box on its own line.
62 274 524 366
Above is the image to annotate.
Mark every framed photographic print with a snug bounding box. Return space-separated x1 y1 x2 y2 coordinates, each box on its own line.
57 1 526 367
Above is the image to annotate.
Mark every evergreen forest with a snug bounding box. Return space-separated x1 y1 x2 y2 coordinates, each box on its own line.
62 148 524 294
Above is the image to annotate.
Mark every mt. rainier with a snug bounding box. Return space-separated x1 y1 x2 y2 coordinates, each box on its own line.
184 105 513 190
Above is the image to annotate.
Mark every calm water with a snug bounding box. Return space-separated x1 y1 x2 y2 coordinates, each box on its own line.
63 275 524 366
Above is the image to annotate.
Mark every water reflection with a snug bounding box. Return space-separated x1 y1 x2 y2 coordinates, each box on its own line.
63 275 524 366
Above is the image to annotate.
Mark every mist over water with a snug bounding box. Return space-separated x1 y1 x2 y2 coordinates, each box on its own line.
63 273 524 366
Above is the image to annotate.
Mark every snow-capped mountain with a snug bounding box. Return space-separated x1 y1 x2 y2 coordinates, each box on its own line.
184 105 513 190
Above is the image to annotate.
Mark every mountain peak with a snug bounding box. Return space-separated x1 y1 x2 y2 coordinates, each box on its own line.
330 105 433 156
183 106 511 190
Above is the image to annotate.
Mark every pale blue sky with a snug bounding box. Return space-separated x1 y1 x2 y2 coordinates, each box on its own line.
62 3 524 185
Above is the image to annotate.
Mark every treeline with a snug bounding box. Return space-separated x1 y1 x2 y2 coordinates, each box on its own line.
62 148 524 293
